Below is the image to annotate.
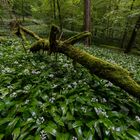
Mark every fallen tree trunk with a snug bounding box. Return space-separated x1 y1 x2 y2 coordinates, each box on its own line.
19 25 140 98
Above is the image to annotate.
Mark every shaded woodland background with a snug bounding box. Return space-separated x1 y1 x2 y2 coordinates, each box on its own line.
0 0 140 53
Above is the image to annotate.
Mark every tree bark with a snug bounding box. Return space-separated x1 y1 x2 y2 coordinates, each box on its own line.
124 16 140 53
56 0 62 31
21 0 25 22
121 0 135 49
53 0 56 20
18 25 140 99
84 0 91 47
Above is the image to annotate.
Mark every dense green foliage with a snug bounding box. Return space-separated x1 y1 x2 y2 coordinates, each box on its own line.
0 39 140 139
0 0 140 139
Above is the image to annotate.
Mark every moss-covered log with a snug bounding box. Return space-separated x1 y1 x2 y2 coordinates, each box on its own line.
20 25 140 98
19 26 41 40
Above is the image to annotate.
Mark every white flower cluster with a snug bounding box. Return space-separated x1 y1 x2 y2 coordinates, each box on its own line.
91 98 98 102
67 82 78 89
2 67 14 73
10 92 17 98
72 136 78 140
23 69 30 75
31 70 41 75
24 99 30 105
48 74 54 78
81 106 87 113
36 117 45 125
49 97 55 103
40 130 47 140
14 61 19 64
94 107 108 118
63 63 69 68
135 116 140 123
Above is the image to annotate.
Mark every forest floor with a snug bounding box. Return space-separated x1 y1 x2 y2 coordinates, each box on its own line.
0 38 140 139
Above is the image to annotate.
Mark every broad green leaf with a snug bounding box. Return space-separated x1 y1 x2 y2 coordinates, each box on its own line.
21 118 35 127
127 129 140 140
13 128 20 140
94 121 102 139
35 135 41 140
0 101 5 110
56 133 70 140
0 118 12 126
75 127 83 139
72 121 83 128
0 134 4 140
18 132 29 140
60 102 68 116
44 122 57 136
101 118 113 129
6 118 20 134
54 115 64 126
85 131 94 140
65 111 75 121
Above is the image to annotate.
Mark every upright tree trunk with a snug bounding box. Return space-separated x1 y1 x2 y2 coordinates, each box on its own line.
21 0 25 22
124 16 140 53
121 0 135 48
53 0 56 20
84 0 91 47
56 0 62 31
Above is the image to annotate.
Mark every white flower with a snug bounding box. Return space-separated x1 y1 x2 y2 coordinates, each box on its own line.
31 112 36 117
23 69 30 75
49 74 54 78
94 107 108 117
135 116 140 122
115 127 121 132
72 136 77 140
68 84 72 88
24 85 31 91
14 61 18 64
40 130 47 140
25 99 30 104
52 84 57 88
7 85 13 89
10 92 17 97
40 65 45 69
102 98 107 103
72 82 77 87
63 63 69 67
37 117 45 125
31 70 41 75
91 98 98 102
49 97 55 103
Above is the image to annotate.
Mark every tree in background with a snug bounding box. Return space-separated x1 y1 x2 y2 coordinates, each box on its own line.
125 16 140 53
84 0 91 47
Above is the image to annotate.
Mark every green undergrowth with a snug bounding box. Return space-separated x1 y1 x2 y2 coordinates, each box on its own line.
0 39 140 140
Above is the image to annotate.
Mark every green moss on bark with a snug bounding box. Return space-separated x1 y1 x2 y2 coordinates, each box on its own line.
17 25 140 98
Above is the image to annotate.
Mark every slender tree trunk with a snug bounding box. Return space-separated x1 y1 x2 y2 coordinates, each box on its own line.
21 0 25 22
121 0 135 48
124 16 140 53
53 0 56 20
56 0 62 31
84 0 91 47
